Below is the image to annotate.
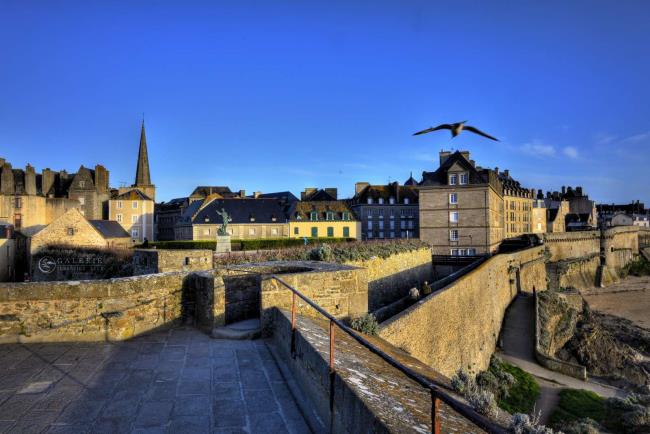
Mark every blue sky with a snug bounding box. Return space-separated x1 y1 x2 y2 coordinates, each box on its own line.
1 1 649 203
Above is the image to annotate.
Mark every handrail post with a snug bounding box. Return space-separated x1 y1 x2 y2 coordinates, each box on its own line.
329 319 336 432
291 292 297 358
431 389 441 434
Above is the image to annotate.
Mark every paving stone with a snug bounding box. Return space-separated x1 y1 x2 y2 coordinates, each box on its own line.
184 355 211 368
56 399 105 423
92 417 134 433
99 397 140 420
45 424 91 434
172 395 211 416
134 401 173 427
180 367 210 380
244 389 279 414
213 399 246 428
249 412 289 434
0 421 13 434
10 409 59 434
33 385 83 411
213 366 238 382
239 370 271 390
144 380 178 402
168 415 210 434
0 394 37 420
212 382 242 400
177 378 210 395
133 427 166 434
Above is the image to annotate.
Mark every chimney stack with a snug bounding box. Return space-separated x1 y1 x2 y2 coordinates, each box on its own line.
42 168 55 196
25 164 36 195
95 165 109 193
439 151 452 167
355 182 369 195
1 163 14 195
239 189 246 198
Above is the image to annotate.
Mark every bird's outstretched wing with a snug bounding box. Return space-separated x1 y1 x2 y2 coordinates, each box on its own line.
463 125 499 141
413 124 453 136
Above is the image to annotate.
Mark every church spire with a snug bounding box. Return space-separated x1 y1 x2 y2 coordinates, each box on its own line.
135 119 151 186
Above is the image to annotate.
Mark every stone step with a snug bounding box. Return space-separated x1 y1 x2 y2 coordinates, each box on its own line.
211 318 261 340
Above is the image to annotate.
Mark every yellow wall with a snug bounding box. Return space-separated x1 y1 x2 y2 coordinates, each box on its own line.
109 198 154 242
504 195 533 238
192 223 289 240
289 221 360 239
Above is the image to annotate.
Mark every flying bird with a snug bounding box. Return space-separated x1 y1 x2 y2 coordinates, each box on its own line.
413 121 499 141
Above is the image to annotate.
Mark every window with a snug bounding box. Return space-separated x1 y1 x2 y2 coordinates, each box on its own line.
311 227 318 237
366 209 372 217
271 228 278 236
390 231 395 238
389 220 395 230
78 197 85 205
343 227 350 238
378 198 384 204
367 198 373 204
249 228 256 236
132 215 138 223
116 214 123 222
378 221 384 230
379 231 384 238
460 173 469 185
132 201 138 209
326 211 334 221
79 181 85 188
14 197 21 208
310 211 318 221
203 228 210 235
451 249 459 256
342 212 350 221
400 220 406 229
368 221 373 230
367 232 373 239
327 227 334 237
408 220 414 229
389 197 395 204
249 215 256 222
404 198 410 205
449 211 459 223
131 228 139 239
449 174 458 185
450 229 459 241
117 201 122 209
449 193 458 204
67 227 74 236
294 227 299 235
467 248 476 255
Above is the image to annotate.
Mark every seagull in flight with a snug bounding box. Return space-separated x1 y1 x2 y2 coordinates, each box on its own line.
413 121 499 141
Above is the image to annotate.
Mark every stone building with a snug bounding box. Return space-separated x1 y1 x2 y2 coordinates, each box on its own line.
109 189 155 243
419 151 505 255
30 208 112 254
177 197 289 240
66 165 110 219
545 196 570 233
531 198 547 234
0 224 15 281
350 180 419 240
499 171 535 238
156 197 190 241
288 188 360 239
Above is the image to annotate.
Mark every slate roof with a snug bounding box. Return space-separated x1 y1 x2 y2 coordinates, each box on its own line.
89 220 130 239
190 186 236 198
352 183 418 204
255 191 299 204
193 198 287 225
113 189 153 201
419 151 489 186
303 189 337 201
157 197 189 211
288 201 357 222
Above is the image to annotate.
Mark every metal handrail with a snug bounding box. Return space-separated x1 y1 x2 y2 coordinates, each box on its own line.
270 274 508 434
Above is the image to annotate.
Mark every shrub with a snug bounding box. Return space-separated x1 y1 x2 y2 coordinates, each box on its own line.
478 355 539 415
467 388 499 418
510 412 555 434
309 244 333 262
350 313 379 336
622 258 650 277
451 368 475 395
549 389 605 429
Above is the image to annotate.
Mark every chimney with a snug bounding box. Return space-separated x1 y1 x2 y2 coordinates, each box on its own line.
25 164 36 195
301 188 317 201
576 186 583 196
1 163 14 195
95 165 109 193
439 151 452 167
355 182 369 195
239 189 246 198
494 167 499 175
459 151 470 161
254 191 262 199
503 169 509 178
561 186 566 195
42 168 55 196
324 188 338 200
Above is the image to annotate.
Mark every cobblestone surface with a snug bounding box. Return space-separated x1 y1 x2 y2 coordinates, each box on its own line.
0 327 311 434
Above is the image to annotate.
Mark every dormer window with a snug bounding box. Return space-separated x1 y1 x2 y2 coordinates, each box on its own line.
460 173 469 185
378 198 384 204
342 212 350 221
249 214 256 222
389 197 395 204
79 181 85 188
367 198 373 204
204 217 210 222
310 211 318 221
271 215 277 222
404 198 410 205
326 211 334 221
449 174 458 185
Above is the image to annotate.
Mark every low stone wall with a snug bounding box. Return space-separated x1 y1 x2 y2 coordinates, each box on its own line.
534 292 587 380
378 246 547 377
0 272 189 343
345 248 432 311
267 309 487 433
133 248 213 275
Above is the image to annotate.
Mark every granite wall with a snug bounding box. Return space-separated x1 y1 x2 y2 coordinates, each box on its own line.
344 247 433 311
378 246 547 377
133 248 213 275
0 271 190 343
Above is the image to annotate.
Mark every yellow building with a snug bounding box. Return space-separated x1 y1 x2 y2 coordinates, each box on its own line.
109 189 155 243
532 199 547 234
502 177 535 238
288 200 360 239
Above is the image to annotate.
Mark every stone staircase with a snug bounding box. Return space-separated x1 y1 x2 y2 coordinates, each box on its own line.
212 318 262 340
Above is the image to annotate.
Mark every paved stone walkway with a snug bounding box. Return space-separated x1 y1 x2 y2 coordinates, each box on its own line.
0 327 311 434
499 294 625 424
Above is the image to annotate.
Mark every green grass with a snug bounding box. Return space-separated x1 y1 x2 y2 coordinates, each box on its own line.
548 389 605 428
497 363 541 414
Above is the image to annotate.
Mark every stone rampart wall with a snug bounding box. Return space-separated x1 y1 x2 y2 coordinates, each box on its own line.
344 248 433 311
133 248 213 275
543 231 601 262
378 246 547 377
0 272 189 343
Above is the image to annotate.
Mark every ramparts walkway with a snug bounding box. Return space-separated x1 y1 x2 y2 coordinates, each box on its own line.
498 295 625 423
0 327 310 434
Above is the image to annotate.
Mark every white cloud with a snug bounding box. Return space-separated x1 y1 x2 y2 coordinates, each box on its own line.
520 141 556 158
621 131 650 144
563 146 579 159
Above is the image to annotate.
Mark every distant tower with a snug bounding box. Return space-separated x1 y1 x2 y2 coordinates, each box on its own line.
132 120 155 201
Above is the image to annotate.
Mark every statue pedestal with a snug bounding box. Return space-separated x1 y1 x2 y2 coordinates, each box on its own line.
216 235 231 253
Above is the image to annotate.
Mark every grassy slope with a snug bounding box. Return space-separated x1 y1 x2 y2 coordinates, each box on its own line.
548 389 605 428
497 363 541 414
